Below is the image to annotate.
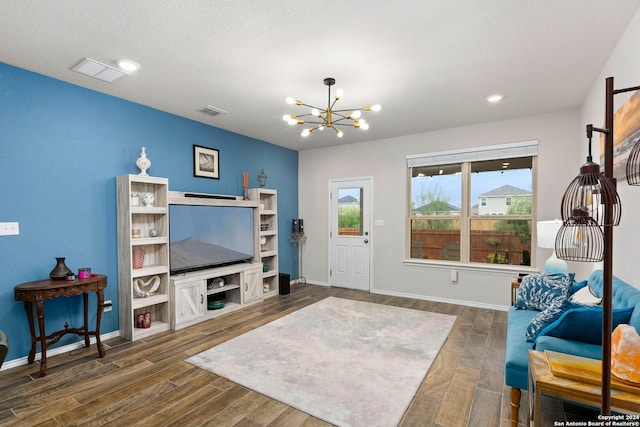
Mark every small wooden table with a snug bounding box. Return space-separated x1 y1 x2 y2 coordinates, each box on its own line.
528 350 640 426
14 275 107 377
511 281 520 305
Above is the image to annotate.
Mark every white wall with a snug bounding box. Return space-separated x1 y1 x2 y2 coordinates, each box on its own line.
299 109 585 309
580 5 640 285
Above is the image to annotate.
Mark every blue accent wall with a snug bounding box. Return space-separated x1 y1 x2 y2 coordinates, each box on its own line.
0 62 298 362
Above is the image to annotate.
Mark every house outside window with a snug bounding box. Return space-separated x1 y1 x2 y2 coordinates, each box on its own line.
407 141 537 266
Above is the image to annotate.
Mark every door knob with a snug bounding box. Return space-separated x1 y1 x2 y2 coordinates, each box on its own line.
364 239 369 244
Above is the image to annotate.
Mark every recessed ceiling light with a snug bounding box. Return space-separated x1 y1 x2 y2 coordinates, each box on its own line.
487 94 504 103
116 59 141 72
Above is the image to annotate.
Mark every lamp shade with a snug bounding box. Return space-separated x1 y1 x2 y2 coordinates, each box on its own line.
555 213 604 262
538 219 567 273
537 219 562 249
626 140 640 185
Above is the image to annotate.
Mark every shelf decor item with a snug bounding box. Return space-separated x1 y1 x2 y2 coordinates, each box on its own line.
143 312 151 328
133 275 161 297
193 145 219 179
49 257 73 280
257 169 267 187
142 192 154 207
136 146 151 176
243 171 249 199
207 293 227 310
133 247 145 269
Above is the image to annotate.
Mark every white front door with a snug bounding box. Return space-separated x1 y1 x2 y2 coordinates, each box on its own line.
329 178 371 291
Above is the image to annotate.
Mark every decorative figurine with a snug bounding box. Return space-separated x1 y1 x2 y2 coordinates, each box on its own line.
136 146 151 176
142 192 154 207
257 169 268 187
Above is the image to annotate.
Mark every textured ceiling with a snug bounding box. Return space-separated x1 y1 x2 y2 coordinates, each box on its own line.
1 1 639 151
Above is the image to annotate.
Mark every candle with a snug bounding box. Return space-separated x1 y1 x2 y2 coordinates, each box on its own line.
243 171 248 188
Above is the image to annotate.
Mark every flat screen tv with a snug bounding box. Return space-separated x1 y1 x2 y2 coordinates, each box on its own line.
169 204 254 274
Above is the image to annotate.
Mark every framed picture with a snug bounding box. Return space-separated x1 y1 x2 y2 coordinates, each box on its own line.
600 89 640 180
193 145 219 179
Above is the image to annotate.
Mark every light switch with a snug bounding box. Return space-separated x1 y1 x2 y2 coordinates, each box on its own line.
374 219 384 227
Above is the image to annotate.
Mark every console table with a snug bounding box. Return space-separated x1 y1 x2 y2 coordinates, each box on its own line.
14 275 107 377
528 350 640 426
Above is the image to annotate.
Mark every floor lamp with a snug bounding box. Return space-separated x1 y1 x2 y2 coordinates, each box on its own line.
555 76 640 414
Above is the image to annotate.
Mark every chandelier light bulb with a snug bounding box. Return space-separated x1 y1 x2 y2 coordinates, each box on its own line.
337 130 344 138
368 104 382 112
336 88 344 98
286 97 296 105
282 114 291 122
311 108 320 116
360 122 370 130
301 128 310 137
287 118 298 126
351 110 361 119
318 125 325 131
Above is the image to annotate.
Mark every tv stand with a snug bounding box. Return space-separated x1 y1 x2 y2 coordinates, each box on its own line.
117 181 278 340
170 262 263 330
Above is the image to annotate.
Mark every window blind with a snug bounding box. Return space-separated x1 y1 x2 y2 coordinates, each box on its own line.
406 140 538 168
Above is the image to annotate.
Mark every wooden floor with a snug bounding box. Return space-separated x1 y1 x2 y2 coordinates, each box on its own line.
0 284 568 426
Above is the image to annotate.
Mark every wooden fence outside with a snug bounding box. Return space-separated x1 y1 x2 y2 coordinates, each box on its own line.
411 229 530 265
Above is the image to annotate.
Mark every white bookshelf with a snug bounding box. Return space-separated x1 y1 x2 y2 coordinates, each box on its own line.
116 174 171 341
249 188 279 297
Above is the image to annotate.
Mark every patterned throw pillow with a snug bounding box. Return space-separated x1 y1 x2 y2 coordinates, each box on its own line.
515 273 575 311
525 300 567 342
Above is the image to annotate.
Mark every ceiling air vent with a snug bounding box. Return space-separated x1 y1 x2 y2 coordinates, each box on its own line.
199 105 227 117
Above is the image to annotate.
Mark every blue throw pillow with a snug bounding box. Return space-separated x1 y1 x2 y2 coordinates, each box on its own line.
537 306 635 345
569 280 588 295
515 273 575 311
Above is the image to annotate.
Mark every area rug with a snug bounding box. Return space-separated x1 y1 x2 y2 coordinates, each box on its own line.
186 297 456 427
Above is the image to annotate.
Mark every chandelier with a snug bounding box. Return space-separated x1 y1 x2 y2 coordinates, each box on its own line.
282 77 381 138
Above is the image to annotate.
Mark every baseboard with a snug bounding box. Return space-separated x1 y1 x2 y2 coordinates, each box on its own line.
0 330 121 371
298 281 508 311
371 288 509 311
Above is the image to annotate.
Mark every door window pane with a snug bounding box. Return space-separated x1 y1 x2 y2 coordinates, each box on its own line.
338 187 363 236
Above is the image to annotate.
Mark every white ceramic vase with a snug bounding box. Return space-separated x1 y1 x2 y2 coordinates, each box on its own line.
136 146 151 176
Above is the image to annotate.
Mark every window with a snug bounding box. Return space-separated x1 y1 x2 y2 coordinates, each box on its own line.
407 141 537 265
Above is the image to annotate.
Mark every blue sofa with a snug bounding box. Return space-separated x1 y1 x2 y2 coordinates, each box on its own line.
504 270 640 426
